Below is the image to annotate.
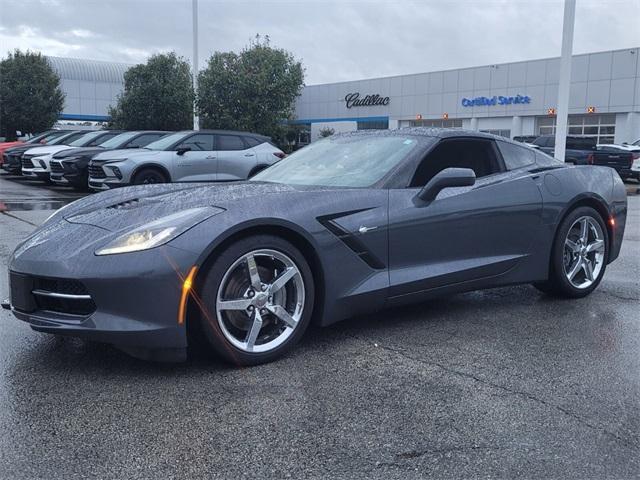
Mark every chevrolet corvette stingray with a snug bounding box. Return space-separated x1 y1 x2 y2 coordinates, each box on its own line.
5 129 627 365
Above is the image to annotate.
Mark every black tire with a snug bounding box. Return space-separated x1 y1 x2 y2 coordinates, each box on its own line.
248 165 268 178
534 206 608 298
197 234 315 366
132 167 167 185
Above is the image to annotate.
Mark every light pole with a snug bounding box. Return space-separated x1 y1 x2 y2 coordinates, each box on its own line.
192 0 200 130
554 0 576 163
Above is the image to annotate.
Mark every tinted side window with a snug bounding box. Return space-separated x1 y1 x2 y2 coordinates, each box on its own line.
91 132 120 146
128 133 165 148
56 132 85 144
410 139 503 187
216 135 246 151
497 141 535 170
533 136 551 147
176 134 214 151
244 136 262 147
535 150 561 166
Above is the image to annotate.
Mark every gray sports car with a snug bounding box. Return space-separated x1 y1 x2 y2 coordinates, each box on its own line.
5 129 628 365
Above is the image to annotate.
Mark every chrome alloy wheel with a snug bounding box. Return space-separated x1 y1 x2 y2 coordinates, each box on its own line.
563 216 605 289
215 249 305 353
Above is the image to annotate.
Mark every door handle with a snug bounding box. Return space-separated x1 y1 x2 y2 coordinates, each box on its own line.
244 153 255 157
206 156 216 159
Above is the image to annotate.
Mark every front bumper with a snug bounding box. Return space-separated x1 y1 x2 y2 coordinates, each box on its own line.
21 167 50 180
8 221 200 361
50 174 70 185
88 178 122 190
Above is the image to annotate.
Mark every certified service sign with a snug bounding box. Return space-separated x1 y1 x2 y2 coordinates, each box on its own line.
461 94 531 107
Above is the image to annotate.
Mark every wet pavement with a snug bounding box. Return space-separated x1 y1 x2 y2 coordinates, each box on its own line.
0 173 639 479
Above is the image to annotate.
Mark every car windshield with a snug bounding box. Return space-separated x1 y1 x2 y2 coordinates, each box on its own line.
252 135 420 187
49 132 82 145
99 132 138 149
25 132 53 144
145 131 191 151
68 131 106 147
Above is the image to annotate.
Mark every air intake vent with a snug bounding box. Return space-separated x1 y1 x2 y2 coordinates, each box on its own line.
108 198 140 209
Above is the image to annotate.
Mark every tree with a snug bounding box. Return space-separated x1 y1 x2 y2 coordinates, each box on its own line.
109 52 194 131
0 50 64 140
319 127 335 138
197 35 304 140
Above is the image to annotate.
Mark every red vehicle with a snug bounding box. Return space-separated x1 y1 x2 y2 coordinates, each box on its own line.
0 131 63 165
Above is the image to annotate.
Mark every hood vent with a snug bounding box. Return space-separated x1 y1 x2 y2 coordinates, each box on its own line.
107 198 140 210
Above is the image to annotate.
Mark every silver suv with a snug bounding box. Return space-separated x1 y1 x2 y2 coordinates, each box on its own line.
88 130 285 189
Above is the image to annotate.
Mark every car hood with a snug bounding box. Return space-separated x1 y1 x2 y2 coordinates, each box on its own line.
53 146 105 159
24 145 72 156
54 181 306 232
92 149 158 161
5 144 38 155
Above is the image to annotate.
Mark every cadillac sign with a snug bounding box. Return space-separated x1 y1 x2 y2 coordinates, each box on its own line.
345 92 390 108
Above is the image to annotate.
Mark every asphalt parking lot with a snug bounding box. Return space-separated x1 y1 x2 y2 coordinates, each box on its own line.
0 173 639 479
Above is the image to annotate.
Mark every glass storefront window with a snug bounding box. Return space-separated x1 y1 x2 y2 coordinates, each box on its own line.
480 129 511 138
407 119 463 128
536 114 616 143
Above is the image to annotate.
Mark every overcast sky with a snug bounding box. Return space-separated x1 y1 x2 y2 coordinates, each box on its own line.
0 0 638 85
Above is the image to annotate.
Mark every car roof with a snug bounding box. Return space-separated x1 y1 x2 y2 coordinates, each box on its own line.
175 129 271 141
332 127 517 143
128 130 172 134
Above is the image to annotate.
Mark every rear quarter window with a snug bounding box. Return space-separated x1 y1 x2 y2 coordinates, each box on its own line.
217 135 246 151
244 136 262 148
497 141 535 170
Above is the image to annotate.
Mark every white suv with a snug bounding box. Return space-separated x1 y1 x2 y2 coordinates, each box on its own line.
88 130 285 189
21 130 121 182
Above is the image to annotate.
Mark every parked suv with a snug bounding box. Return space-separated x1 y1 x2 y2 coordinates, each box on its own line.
2 131 84 174
50 130 169 190
0 129 65 161
21 130 122 182
531 135 633 176
597 143 640 180
88 130 285 190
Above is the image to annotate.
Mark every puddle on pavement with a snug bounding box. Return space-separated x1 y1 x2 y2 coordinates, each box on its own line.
0 198 72 212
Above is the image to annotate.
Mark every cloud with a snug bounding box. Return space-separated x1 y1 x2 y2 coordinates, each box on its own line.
67 29 96 39
0 0 638 84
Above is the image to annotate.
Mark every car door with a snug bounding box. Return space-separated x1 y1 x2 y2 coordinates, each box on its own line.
387 137 543 298
215 134 256 181
172 133 217 181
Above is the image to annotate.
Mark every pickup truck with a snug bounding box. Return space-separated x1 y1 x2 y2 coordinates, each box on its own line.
531 135 633 177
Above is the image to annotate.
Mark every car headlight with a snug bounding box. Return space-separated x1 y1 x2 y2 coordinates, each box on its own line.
95 206 223 255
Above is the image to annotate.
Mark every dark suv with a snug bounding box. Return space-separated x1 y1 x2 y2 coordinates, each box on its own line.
532 135 633 176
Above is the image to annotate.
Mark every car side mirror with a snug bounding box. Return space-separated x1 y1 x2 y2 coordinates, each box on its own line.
176 146 191 155
417 167 476 202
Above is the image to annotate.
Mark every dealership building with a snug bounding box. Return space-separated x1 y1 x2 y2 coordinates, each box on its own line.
293 47 640 144
46 47 640 144
46 56 130 123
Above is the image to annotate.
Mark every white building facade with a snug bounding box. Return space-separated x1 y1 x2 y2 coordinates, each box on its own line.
294 47 640 144
47 56 131 122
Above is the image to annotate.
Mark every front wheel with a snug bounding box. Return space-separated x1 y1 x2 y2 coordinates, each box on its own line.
132 168 167 185
534 206 608 298
198 235 315 365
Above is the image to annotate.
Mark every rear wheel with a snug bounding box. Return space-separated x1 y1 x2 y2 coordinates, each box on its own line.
534 206 608 298
197 235 314 365
133 168 167 185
